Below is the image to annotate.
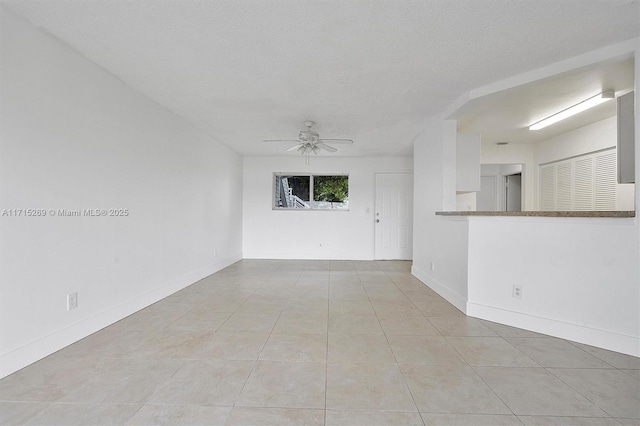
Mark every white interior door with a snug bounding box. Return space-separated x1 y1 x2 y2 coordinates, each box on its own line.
374 173 413 260
505 174 522 212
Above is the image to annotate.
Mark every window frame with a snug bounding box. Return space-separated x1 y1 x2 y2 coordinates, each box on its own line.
272 173 350 211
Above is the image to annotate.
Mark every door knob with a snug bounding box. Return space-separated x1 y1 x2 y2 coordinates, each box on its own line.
376 219 380 223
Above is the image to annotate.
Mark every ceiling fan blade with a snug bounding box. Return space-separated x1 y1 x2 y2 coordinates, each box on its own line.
285 143 304 152
315 142 337 152
264 123 352 160
318 138 353 144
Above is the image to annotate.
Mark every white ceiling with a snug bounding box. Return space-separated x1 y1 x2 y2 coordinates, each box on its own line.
457 57 636 144
2 0 639 157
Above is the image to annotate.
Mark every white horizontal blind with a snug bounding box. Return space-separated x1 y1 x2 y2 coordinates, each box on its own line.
556 162 572 210
539 148 617 211
573 157 594 211
595 151 617 210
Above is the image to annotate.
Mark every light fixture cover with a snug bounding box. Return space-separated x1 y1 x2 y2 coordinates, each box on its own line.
529 91 614 130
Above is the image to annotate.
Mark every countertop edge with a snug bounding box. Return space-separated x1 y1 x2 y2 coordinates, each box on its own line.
435 211 636 218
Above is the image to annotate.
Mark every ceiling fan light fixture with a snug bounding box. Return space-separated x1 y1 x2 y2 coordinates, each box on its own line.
263 121 353 163
529 91 614 131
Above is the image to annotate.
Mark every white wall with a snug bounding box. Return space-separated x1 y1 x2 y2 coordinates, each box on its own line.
0 8 243 378
242 156 412 260
535 116 617 164
456 192 476 211
412 120 470 312
466 216 639 355
456 133 481 192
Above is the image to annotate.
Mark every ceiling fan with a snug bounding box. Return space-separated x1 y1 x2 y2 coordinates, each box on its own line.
264 121 353 164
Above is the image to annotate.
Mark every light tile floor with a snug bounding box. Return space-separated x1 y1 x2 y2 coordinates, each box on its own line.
1 260 639 425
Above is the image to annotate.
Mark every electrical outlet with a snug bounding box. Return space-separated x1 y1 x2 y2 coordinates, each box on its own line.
431 261 435 271
213 249 217 258
67 292 78 310
512 285 523 299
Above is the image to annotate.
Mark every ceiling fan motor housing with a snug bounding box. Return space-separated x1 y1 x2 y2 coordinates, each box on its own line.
299 130 320 143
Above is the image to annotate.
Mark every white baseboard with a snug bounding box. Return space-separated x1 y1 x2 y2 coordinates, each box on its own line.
411 265 467 314
0 253 241 379
411 264 639 357
466 302 640 357
242 251 374 261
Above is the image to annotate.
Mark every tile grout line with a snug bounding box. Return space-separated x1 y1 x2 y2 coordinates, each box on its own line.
542 366 619 419
323 263 335 426
369 265 423 420
229 265 302 413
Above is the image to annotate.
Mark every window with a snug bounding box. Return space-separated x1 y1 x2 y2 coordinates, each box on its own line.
274 175 310 209
274 174 349 210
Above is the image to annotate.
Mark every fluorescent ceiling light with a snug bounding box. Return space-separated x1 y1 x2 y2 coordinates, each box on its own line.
529 91 614 130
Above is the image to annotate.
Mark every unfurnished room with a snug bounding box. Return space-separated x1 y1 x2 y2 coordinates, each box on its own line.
1 1 639 425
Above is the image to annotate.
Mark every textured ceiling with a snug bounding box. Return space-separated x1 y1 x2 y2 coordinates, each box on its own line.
2 0 639 156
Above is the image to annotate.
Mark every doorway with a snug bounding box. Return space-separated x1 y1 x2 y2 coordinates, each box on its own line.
374 172 413 260
477 164 524 212
504 173 522 212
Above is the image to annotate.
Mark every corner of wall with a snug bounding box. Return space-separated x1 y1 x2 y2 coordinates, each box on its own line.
411 264 467 313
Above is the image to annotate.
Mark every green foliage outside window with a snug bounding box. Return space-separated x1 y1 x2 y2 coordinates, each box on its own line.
314 175 349 204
